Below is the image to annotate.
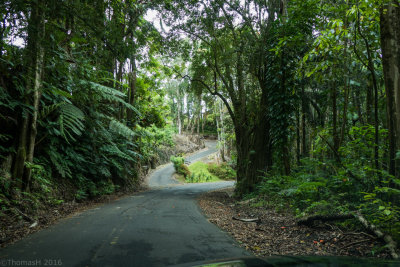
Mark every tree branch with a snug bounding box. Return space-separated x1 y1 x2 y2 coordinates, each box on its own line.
170 67 236 123
298 212 399 259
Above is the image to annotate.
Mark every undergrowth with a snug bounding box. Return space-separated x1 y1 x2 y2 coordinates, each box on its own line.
187 162 219 183
207 162 236 180
248 126 400 245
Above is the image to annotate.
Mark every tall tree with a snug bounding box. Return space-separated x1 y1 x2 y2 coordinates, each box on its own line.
380 1 400 178
12 0 46 190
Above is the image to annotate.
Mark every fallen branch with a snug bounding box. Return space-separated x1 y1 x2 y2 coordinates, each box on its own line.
232 216 260 223
353 211 398 259
345 231 376 240
13 207 35 222
298 214 354 226
213 201 225 207
297 212 399 259
339 239 371 252
238 198 256 205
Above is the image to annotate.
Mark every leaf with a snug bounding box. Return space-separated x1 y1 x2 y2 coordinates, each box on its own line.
109 119 136 139
383 210 391 216
29 221 38 228
85 81 141 117
59 103 85 142
349 79 361 86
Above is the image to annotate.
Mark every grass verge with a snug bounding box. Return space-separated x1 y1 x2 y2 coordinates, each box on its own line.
187 162 220 183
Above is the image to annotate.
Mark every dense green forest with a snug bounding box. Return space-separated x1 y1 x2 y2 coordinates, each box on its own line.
1 0 400 257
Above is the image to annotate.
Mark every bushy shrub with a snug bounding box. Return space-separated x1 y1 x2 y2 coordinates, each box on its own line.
187 172 213 183
170 156 191 178
207 162 236 180
253 151 400 244
187 161 219 183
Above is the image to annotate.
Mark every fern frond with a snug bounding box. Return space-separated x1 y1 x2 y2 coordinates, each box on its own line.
125 149 142 160
109 158 123 171
47 148 72 178
97 165 112 178
100 144 136 162
85 81 141 117
39 103 62 119
59 103 85 142
109 119 136 139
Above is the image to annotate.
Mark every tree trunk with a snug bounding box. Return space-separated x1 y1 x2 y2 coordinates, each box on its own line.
366 79 373 124
296 107 301 165
197 98 202 134
301 87 307 157
12 0 46 191
358 17 380 170
219 100 226 162
236 89 272 196
235 124 251 192
215 102 222 162
177 98 182 134
126 57 136 124
23 48 44 191
13 115 29 189
116 60 124 120
202 102 207 134
332 80 339 160
380 2 400 178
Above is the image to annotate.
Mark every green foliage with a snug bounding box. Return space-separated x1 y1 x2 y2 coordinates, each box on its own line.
0 0 174 215
187 161 219 183
109 118 137 139
86 81 140 116
186 172 213 183
254 153 400 242
207 162 236 180
361 185 400 241
170 156 191 178
138 124 176 163
58 103 85 143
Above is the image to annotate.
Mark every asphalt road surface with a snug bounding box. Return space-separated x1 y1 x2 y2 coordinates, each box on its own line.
0 141 249 267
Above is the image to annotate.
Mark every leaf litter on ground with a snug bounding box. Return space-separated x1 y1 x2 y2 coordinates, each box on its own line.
197 188 391 259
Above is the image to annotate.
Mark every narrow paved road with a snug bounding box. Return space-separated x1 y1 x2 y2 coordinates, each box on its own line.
0 141 249 267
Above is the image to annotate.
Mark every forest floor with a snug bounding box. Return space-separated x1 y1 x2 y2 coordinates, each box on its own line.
198 188 392 259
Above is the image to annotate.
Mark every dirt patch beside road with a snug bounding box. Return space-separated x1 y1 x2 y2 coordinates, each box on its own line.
198 188 391 259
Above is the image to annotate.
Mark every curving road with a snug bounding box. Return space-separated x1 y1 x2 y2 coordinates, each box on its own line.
0 141 249 267
148 140 218 187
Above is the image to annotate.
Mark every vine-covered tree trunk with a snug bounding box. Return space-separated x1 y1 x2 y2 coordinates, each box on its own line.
234 124 251 194
380 2 400 178
235 91 272 196
12 0 46 191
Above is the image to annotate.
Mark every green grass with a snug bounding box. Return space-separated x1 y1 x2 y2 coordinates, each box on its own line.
186 161 221 183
